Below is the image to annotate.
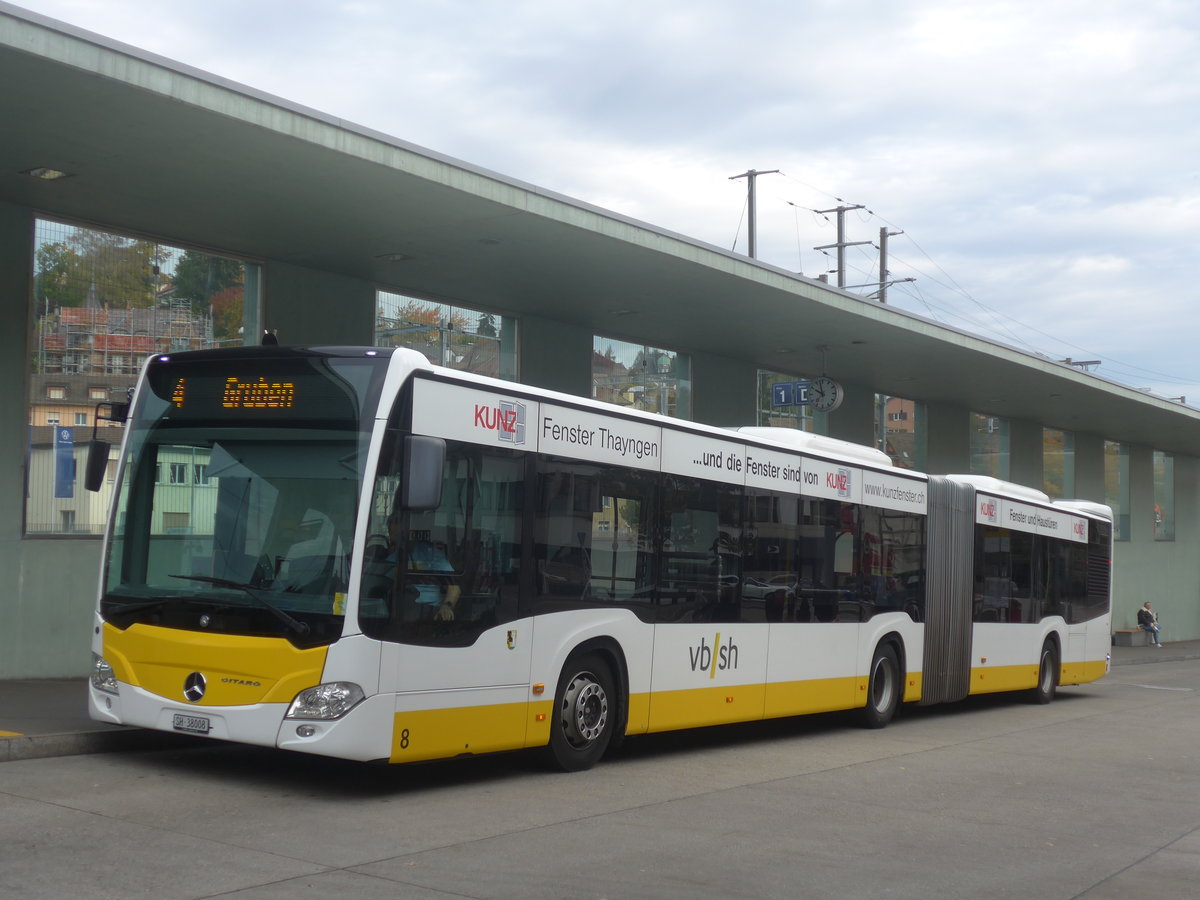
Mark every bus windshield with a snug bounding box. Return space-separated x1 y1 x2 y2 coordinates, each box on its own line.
100 349 389 647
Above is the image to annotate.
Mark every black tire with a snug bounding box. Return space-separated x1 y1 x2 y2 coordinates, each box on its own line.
547 652 617 772
861 643 901 729
1027 640 1058 705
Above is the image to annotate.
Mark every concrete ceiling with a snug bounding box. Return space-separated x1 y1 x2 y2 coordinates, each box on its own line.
3 3 1199 455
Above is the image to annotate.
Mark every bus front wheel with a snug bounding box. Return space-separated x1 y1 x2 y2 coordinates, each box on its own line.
861 643 901 729
548 652 616 772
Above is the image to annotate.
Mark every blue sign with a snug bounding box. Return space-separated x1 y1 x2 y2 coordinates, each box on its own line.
770 380 811 407
54 426 74 498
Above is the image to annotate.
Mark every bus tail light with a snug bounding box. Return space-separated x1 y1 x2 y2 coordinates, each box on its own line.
285 682 365 720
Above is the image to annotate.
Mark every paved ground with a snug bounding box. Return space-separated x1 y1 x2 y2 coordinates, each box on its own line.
2 647 1199 899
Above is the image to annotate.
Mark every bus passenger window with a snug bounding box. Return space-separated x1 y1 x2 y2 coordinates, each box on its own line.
533 458 655 617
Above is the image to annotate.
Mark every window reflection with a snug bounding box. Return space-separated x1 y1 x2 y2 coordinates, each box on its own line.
29 218 254 536
375 291 516 381
593 336 691 419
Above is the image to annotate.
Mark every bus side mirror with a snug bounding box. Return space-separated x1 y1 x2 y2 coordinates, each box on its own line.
84 439 110 492
401 435 445 510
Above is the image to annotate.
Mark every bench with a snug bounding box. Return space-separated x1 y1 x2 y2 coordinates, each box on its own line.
1113 629 1149 647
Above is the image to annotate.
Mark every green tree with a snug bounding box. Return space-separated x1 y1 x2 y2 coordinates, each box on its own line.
34 241 87 310
173 250 243 315
35 225 171 310
69 228 164 308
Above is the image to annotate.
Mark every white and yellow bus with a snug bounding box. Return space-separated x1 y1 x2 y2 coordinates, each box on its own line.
88 346 1113 770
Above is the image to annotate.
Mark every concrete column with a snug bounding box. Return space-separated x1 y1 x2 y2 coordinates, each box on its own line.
1073 433 1105 504
923 401 969 475
825 380 874 447
0 201 30 543
262 261 375 345
1127 444 1154 546
1008 418 1043 491
692 352 755 427
0 202 34 676
519 316 591 396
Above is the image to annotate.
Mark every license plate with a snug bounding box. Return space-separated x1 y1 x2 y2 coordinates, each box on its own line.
172 713 211 735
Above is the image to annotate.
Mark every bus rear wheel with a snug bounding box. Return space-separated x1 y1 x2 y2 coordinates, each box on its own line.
1027 641 1059 705
861 643 901 729
548 652 616 772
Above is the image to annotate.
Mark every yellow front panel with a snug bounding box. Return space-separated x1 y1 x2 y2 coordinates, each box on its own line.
390 703 530 763
103 622 327 706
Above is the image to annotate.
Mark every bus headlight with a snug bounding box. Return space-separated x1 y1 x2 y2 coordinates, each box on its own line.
91 655 119 695
285 682 365 720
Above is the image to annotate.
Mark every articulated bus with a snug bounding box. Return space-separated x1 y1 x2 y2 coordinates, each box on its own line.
87 346 1113 770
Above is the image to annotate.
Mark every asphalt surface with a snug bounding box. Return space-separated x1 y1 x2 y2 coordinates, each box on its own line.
3 642 1200 899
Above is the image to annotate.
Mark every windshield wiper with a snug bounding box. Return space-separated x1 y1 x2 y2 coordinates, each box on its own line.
104 595 184 616
169 574 310 636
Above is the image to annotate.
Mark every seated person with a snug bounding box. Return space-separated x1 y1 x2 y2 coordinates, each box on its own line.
407 538 461 621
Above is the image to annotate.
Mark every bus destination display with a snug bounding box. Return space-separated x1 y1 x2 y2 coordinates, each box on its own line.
170 376 297 410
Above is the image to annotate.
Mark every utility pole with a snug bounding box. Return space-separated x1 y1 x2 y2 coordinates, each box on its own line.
878 227 903 304
729 169 779 258
813 204 869 288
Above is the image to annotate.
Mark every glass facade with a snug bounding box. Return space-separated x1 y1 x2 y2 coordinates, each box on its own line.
875 395 924 470
757 370 820 433
1104 440 1130 541
28 218 256 536
1042 427 1075 498
592 336 691 419
375 291 517 381
1154 451 1175 541
969 412 1010 479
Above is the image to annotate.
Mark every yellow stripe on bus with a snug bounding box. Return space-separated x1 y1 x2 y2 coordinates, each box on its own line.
1061 660 1108 684
390 656 1111 764
646 684 767 733
391 703 533 763
102 622 328 706
968 659 1108 695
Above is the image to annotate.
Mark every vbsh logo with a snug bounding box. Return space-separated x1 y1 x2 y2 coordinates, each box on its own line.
688 633 739 679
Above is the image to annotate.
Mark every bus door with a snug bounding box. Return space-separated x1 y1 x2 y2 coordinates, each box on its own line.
363 438 531 761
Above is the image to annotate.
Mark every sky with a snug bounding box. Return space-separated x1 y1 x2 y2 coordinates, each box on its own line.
14 0 1200 400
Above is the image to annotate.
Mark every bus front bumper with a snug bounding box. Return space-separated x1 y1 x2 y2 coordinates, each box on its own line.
88 681 396 762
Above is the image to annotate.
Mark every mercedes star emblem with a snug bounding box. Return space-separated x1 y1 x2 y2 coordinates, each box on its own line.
183 671 206 702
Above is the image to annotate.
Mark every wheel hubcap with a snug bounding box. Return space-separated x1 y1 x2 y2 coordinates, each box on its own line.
561 672 608 746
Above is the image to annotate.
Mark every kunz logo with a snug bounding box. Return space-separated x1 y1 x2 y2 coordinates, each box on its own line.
183 671 206 702
826 467 852 498
474 399 526 444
